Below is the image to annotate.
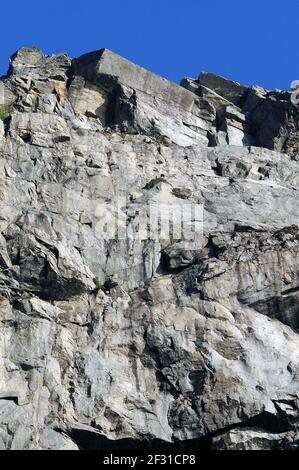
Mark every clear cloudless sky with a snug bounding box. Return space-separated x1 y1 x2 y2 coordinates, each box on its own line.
0 0 298 90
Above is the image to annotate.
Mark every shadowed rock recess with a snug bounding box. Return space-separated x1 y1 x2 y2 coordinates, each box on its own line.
0 47 298 451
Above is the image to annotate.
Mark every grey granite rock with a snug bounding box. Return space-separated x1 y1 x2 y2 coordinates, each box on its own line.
211 428 299 450
0 47 298 450
8 47 71 81
69 49 215 147
181 72 299 156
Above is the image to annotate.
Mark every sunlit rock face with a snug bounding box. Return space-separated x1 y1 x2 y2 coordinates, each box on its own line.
0 47 298 450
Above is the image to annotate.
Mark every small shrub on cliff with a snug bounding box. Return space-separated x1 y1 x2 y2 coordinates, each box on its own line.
144 177 166 190
172 188 190 199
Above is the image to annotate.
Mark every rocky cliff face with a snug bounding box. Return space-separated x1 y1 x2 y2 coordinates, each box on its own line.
0 47 298 450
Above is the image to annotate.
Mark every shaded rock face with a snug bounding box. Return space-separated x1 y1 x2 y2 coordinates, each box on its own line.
0 47 298 450
182 72 299 156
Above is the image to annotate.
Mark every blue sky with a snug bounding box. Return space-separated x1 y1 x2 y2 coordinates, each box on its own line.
0 0 298 90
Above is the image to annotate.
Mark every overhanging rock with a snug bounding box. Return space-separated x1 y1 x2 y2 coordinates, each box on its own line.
69 49 216 146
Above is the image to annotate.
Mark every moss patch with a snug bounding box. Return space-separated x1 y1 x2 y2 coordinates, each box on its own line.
31 95 39 111
126 125 139 135
93 277 105 290
19 283 38 293
0 104 12 120
152 134 171 146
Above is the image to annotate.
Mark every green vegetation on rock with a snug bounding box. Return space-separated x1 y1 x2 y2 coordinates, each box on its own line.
0 104 12 120
144 177 166 189
172 187 189 199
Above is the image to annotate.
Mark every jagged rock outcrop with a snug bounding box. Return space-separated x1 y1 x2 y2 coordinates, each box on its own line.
182 72 299 156
0 47 298 450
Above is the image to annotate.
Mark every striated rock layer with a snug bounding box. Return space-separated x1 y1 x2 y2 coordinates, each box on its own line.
0 47 298 450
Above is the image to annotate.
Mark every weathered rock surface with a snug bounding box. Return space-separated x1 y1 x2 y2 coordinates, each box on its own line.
0 47 298 450
182 72 299 156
